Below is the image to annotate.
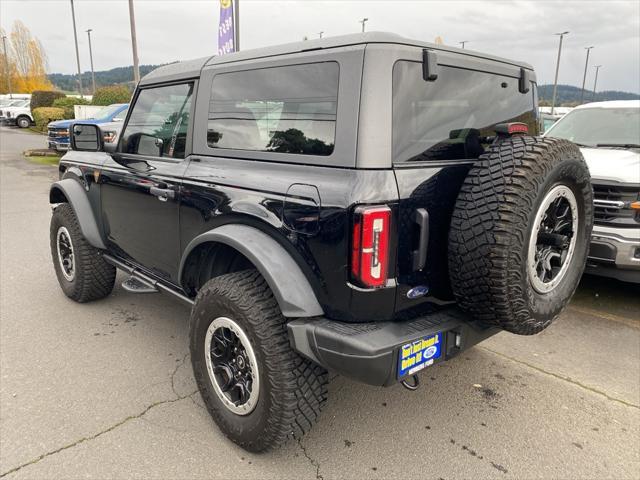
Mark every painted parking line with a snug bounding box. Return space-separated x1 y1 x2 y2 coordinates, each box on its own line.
568 304 640 329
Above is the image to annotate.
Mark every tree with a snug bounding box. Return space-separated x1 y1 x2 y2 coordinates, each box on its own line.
267 128 333 155
0 21 52 94
92 85 132 105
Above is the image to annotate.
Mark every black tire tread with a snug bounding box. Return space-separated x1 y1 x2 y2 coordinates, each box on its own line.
190 269 328 451
50 203 116 302
448 136 593 335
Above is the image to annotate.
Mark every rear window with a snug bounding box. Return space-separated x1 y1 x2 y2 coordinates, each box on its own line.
393 61 537 163
207 62 339 156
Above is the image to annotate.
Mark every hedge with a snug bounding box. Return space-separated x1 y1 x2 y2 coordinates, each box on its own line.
30 90 66 111
92 85 131 106
32 107 66 132
52 96 92 119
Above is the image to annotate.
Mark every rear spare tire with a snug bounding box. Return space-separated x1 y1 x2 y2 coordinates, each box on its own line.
449 136 593 335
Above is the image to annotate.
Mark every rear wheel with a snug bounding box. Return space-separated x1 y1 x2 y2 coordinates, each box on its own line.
449 136 593 335
50 203 116 302
189 269 328 452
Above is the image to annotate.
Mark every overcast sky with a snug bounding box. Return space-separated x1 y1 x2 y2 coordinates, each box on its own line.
2 0 639 92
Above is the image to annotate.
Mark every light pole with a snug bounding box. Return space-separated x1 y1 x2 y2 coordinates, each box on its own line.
359 18 368 32
318 31 324 38
592 65 602 101
233 0 240 51
1 35 12 98
459 40 469 49
86 29 96 94
550 31 569 116
128 0 140 83
70 0 84 97
580 46 594 104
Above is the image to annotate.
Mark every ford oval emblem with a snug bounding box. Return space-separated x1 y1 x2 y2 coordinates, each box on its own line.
407 285 429 299
424 346 438 359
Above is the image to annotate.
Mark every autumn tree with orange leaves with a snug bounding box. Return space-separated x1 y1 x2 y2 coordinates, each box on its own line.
1 21 53 94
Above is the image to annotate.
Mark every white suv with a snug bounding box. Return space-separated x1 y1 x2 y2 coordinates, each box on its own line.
545 100 640 283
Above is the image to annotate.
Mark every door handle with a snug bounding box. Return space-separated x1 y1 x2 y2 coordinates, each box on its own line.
150 186 175 201
412 208 429 271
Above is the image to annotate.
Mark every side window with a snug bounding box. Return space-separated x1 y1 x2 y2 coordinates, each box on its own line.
392 62 536 163
207 62 339 156
121 83 194 159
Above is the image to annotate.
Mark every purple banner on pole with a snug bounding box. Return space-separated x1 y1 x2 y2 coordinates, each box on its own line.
218 0 235 55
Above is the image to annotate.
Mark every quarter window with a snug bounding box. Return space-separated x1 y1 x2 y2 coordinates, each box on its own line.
207 62 339 156
121 83 194 159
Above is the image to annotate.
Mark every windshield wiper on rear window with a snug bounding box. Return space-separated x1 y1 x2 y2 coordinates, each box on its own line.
596 143 640 149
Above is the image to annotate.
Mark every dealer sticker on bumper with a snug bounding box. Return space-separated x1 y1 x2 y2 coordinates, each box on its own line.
398 332 442 377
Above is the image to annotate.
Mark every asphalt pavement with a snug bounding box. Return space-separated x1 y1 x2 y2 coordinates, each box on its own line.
1 126 639 479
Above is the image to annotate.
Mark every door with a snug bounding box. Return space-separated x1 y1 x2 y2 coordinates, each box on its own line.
391 60 538 314
100 81 195 283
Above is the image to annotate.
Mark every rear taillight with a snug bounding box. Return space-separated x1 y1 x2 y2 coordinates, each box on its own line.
351 206 391 288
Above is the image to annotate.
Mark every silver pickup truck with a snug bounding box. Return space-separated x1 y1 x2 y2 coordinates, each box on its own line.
545 100 640 283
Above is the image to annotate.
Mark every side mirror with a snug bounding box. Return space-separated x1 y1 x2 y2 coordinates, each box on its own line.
104 141 118 154
136 133 164 157
70 123 103 152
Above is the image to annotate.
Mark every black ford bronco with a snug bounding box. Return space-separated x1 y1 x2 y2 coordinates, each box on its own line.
49 33 593 452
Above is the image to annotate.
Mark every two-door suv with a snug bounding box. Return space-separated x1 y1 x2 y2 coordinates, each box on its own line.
49 33 593 451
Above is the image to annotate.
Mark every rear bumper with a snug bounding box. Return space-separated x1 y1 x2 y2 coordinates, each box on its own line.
288 308 498 387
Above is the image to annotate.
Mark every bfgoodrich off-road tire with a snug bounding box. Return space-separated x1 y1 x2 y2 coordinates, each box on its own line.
50 203 116 302
449 136 593 335
189 269 328 452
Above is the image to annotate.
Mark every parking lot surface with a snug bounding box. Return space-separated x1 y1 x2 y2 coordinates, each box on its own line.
1 126 639 479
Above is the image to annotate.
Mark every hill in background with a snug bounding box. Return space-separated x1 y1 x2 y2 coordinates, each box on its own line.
48 64 162 92
537 84 639 105
48 66 640 105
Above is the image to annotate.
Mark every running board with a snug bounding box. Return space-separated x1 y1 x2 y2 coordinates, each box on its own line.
102 253 194 306
122 276 158 294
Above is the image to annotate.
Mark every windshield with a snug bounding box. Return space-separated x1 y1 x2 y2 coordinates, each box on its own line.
112 106 128 121
91 105 122 120
1 99 28 107
545 107 640 147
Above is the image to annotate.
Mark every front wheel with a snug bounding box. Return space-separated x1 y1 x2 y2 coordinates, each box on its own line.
189 269 328 452
50 203 116 302
16 116 31 128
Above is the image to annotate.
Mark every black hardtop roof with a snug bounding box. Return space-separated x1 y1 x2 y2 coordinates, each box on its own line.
139 31 534 85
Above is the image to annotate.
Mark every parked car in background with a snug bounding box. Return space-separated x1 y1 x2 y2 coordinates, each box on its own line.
0 99 28 121
47 103 129 151
545 100 640 283
539 112 562 133
97 120 125 148
1 99 33 128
